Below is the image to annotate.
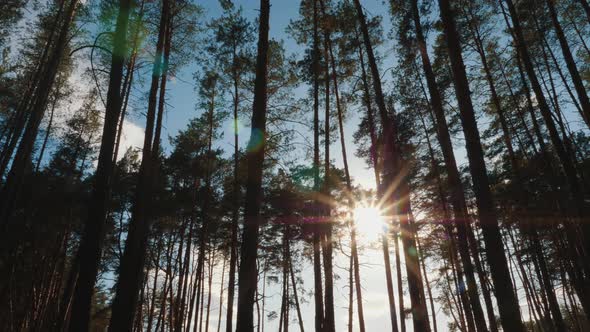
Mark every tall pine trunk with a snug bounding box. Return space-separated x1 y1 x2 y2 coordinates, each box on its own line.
225 34 242 332
545 0 590 126
320 2 365 329
437 0 524 330
68 0 131 329
353 1 429 330
311 1 325 331
0 0 78 223
409 2 489 330
108 1 169 329
503 0 590 318
321 29 336 332
235 1 270 330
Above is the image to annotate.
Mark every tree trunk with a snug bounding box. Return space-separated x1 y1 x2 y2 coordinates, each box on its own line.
0 0 78 222
437 0 524 330
288 238 304 332
108 1 169 329
311 1 325 330
320 5 365 329
112 0 144 165
503 0 590 318
415 227 437 332
225 32 242 332
67 0 131 329
35 90 58 173
410 2 489 330
320 10 336 331
546 0 590 126
354 1 430 330
146 238 163 332
217 257 227 332
235 1 270 330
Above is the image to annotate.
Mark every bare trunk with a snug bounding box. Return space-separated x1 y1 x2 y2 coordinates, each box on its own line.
410 2 489 330
108 1 170 329
0 0 78 222
546 0 590 126
235 1 270 330
68 0 131 329
437 0 524 330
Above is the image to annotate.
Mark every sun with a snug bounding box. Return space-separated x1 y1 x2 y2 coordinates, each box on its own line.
352 205 386 243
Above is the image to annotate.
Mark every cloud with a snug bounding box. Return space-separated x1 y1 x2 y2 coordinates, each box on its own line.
116 120 145 161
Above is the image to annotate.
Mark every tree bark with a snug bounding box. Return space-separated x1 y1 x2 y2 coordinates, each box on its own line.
546 0 590 126
320 9 336 331
353 1 430 330
503 0 590 318
311 1 325 330
235 1 270 330
320 5 365 329
108 1 169 329
410 2 489 331
35 90 58 173
67 0 131 329
0 0 78 223
437 0 524 330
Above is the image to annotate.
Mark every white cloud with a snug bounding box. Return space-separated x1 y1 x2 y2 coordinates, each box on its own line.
116 120 145 161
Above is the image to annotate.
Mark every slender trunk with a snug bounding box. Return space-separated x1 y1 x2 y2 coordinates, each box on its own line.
546 0 590 126
348 252 353 332
281 227 290 332
68 0 131 329
354 1 429 330
395 232 406 332
320 6 365 329
217 257 227 332
288 240 304 332
415 229 437 332
205 250 214 332
320 11 335 331
113 0 144 165
35 91 58 173
108 1 169 329
225 43 241 332
503 1 590 318
311 0 325 330
146 238 163 332
410 2 489 330
235 1 270 330
439 0 525 330
0 0 78 222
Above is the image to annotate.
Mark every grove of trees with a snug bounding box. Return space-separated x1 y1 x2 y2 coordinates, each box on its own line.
2 0 590 331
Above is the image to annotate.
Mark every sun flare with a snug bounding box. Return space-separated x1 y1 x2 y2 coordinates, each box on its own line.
352 205 386 242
